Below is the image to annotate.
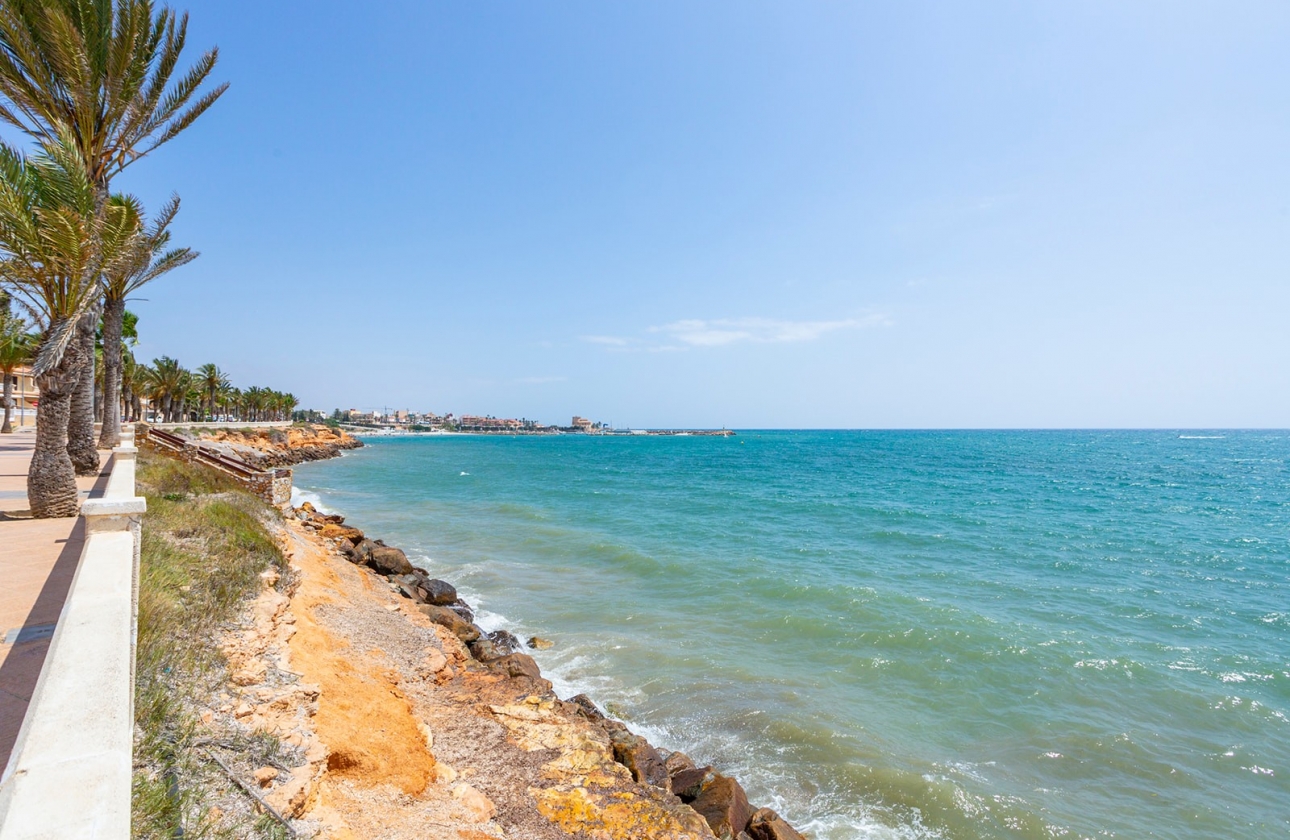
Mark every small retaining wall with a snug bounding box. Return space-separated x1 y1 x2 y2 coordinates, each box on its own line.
138 425 293 506
0 429 145 839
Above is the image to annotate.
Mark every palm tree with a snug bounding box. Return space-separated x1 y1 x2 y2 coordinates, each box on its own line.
0 0 225 466
0 137 133 515
0 0 227 196
220 383 241 422
195 362 227 421
0 307 34 433
142 356 186 423
98 196 195 445
121 348 142 422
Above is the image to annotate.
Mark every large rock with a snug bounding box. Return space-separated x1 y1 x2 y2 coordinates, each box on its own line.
746 808 806 840
448 599 475 623
468 637 504 662
319 522 364 543
670 766 714 802
419 604 481 643
609 731 670 791
368 544 413 576
690 774 753 840
421 578 458 606
664 750 696 775
568 693 605 721
487 629 521 654
490 652 542 680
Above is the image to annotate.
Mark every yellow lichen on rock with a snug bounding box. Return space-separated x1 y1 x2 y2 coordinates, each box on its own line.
534 784 716 840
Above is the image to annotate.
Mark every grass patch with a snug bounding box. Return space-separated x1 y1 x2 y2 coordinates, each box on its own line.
132 450 294 840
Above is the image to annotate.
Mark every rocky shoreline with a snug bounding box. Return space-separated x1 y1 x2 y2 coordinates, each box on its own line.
290 500 810 840
179 424 365 469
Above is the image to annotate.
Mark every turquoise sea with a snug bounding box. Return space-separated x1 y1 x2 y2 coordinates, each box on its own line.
292 431 1289 839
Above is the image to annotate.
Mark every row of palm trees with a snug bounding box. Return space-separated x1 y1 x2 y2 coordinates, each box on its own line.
0 0 226 517
127 357 298 424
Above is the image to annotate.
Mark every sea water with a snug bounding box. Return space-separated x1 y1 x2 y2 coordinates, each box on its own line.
292 431 1289 839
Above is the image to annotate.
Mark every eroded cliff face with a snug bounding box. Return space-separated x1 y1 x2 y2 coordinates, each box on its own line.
186 425 363 469
209 509 748 839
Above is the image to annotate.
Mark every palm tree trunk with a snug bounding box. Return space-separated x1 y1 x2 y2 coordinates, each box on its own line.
98 298 125 447
2 373 13 433
67 315 100 476
162 393 172 423
29 330 88 518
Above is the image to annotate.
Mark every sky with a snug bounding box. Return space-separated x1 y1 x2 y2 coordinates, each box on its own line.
87 1 1290 428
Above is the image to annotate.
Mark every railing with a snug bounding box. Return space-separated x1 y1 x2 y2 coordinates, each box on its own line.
0 428 145 839
141 426 292 506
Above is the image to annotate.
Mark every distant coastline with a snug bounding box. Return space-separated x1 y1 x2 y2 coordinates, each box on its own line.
342 425 737 438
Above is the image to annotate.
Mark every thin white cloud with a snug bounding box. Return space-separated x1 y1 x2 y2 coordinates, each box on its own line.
650 315 884 347
581 314 887 352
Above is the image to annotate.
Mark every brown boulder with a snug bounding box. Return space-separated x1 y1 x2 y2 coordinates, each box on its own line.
487 629 521 654
419 605 481 643
368 545 413 575
490 652 542 680
670 766 714 802
690 773 752 839
664 750 696 775
468 638 504 662
610 731 670 790
421 578 458 605
568 693 605 721
527 635 554 649
746 809 806 840
449 599 475 623
319 522 364 543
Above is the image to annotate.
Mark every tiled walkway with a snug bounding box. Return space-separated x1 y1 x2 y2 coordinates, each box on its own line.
0 430 110 768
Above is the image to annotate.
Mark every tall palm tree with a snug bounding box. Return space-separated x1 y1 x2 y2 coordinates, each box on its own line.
121 347 142 422
0 307 34 433
194 362 227 421
0 0 227 196
142 355 186 423
219 382 241 422
98 195 194 445
0 137 133 515
0 0 225 464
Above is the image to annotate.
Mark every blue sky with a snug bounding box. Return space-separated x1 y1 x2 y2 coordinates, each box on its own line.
106 1 1289 427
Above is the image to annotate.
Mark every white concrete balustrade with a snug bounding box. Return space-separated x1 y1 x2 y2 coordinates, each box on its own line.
0 429 145 839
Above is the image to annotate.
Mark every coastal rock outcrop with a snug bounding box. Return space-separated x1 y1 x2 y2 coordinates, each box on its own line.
609 729 671 791
186 424 363 469
418 604 482 643
270 497 813 840
690 773 753 840
368 544 413 576
746 808 807 840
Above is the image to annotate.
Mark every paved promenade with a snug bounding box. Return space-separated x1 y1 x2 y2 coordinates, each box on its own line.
0 431 110 768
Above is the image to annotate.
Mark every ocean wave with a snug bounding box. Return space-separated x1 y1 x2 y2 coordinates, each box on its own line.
289 486 335 514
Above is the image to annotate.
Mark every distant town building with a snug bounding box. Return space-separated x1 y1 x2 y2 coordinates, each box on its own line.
3 364 38 428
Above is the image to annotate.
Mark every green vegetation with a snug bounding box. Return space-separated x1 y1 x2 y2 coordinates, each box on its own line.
132 449 294 840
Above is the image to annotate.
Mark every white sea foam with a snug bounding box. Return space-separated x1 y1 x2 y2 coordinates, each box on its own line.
289 486 335 514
